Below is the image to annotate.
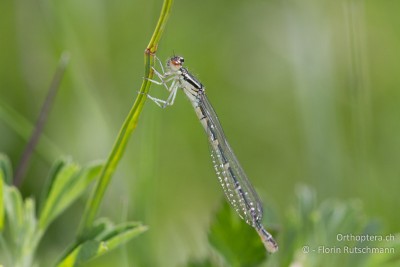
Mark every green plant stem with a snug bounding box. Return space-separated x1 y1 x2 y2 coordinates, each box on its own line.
78 0 174 237
13 52 70 187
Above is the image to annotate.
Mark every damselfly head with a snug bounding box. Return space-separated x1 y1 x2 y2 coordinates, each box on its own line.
167 56 184 71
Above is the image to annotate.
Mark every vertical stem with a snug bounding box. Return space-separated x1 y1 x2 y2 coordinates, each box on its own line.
78 0 174 237
13 52 70 187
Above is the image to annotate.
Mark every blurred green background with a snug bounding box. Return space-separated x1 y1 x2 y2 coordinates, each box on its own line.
1 0 399 266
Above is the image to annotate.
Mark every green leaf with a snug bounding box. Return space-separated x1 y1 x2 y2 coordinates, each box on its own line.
55 218 113 265
97 221 146 247
208 201 268 267
39 160 103 230
21 198 39 247
4 186 24 241
57 221 148 267
0 153 12 185
39 158 69 214
79 218 113 242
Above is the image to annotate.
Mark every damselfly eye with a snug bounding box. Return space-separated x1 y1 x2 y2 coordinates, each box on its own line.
169 56 184 68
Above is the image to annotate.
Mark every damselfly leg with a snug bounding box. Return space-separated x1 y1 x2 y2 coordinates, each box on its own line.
145 56 180 108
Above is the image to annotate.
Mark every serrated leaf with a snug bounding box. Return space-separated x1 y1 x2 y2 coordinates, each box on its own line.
39 161 103 230
0 153 12 185
57 221 148 267
208 201 268 267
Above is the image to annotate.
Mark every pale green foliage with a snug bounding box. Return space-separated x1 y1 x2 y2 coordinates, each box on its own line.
39 159 102 230
57 219 148 267
0 155 146 267
195 186 400 267
1 172 39 267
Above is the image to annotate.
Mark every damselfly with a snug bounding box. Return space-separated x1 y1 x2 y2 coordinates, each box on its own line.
146 55 278 253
